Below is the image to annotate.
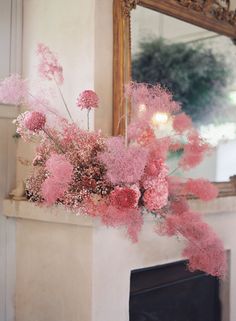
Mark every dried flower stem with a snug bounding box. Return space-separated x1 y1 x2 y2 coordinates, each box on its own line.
42 128 64 153
87 109 90 131
54 78 73 121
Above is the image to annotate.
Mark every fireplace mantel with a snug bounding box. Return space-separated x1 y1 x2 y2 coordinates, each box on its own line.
3 196 236 225
2 197 236 321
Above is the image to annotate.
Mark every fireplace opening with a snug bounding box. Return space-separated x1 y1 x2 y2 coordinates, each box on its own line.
129 260 221 321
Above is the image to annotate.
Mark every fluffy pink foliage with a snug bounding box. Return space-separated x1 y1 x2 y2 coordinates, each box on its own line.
23 111 46 132
110 185 140 209
137 126 156 146
37 43 64 85
183 239 227 278
99 137 148 184
184 178 218 201
179 131 210 170
0 74 27 105
170 198 189 215
45 154 73 184
167 177 184 196
173 112 192 133
41 178 66 205
102 205 143 242
126 82 181 116
77 90 99 110
42 154 73 205
143 181 168 211
159 210 226 278
150 138 171 160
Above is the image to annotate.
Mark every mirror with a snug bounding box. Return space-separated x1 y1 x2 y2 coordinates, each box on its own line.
131 7 236 182
113 0 236 193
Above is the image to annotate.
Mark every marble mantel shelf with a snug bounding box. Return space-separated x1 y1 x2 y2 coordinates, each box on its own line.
3 196 236 226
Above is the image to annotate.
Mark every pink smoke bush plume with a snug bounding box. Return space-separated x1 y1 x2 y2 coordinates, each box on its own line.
0 44 226 278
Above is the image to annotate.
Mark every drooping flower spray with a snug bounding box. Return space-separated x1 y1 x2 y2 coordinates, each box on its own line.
0 44 227 278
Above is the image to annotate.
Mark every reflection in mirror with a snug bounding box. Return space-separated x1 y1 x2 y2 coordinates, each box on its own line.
131 6 236 182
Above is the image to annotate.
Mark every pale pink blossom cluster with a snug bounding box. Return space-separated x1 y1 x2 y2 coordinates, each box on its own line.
0 44 226 278
0 74 27 105
37 43 64 85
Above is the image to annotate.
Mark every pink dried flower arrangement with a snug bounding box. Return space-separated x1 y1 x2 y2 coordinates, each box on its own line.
1 44 227 278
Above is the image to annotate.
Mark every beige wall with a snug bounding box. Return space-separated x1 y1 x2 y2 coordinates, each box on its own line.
17 0 113 182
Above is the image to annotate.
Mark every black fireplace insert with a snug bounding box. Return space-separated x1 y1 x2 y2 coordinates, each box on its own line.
129 260 221 321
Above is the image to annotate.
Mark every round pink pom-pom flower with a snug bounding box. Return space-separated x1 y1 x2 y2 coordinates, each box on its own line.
23 111 46 132
76 90 99 110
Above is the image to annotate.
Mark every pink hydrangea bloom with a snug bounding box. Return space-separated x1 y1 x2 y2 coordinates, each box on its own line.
179 131 210 170
23 111 46 132
99 137 148 185
110 185 140 209
173 113 192 133
76 90 99 110
143 180 168 211
0 74 27 105
37 43 64 85
184 178 218 201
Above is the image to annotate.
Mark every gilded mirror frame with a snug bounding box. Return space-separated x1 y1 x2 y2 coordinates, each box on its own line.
113 0 236 196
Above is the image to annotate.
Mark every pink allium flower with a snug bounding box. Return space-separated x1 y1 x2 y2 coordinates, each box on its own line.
99 137 148 185
76 90 99 110
173 112 192 133
184 178 218 201
37 43 64 85
45 154 73 185
179 131 210 170
0 74 27 105
23 111 46 132
143 180 168 211
110 185 140 209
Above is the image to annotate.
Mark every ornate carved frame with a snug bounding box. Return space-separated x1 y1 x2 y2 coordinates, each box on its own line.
113 0 236 196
